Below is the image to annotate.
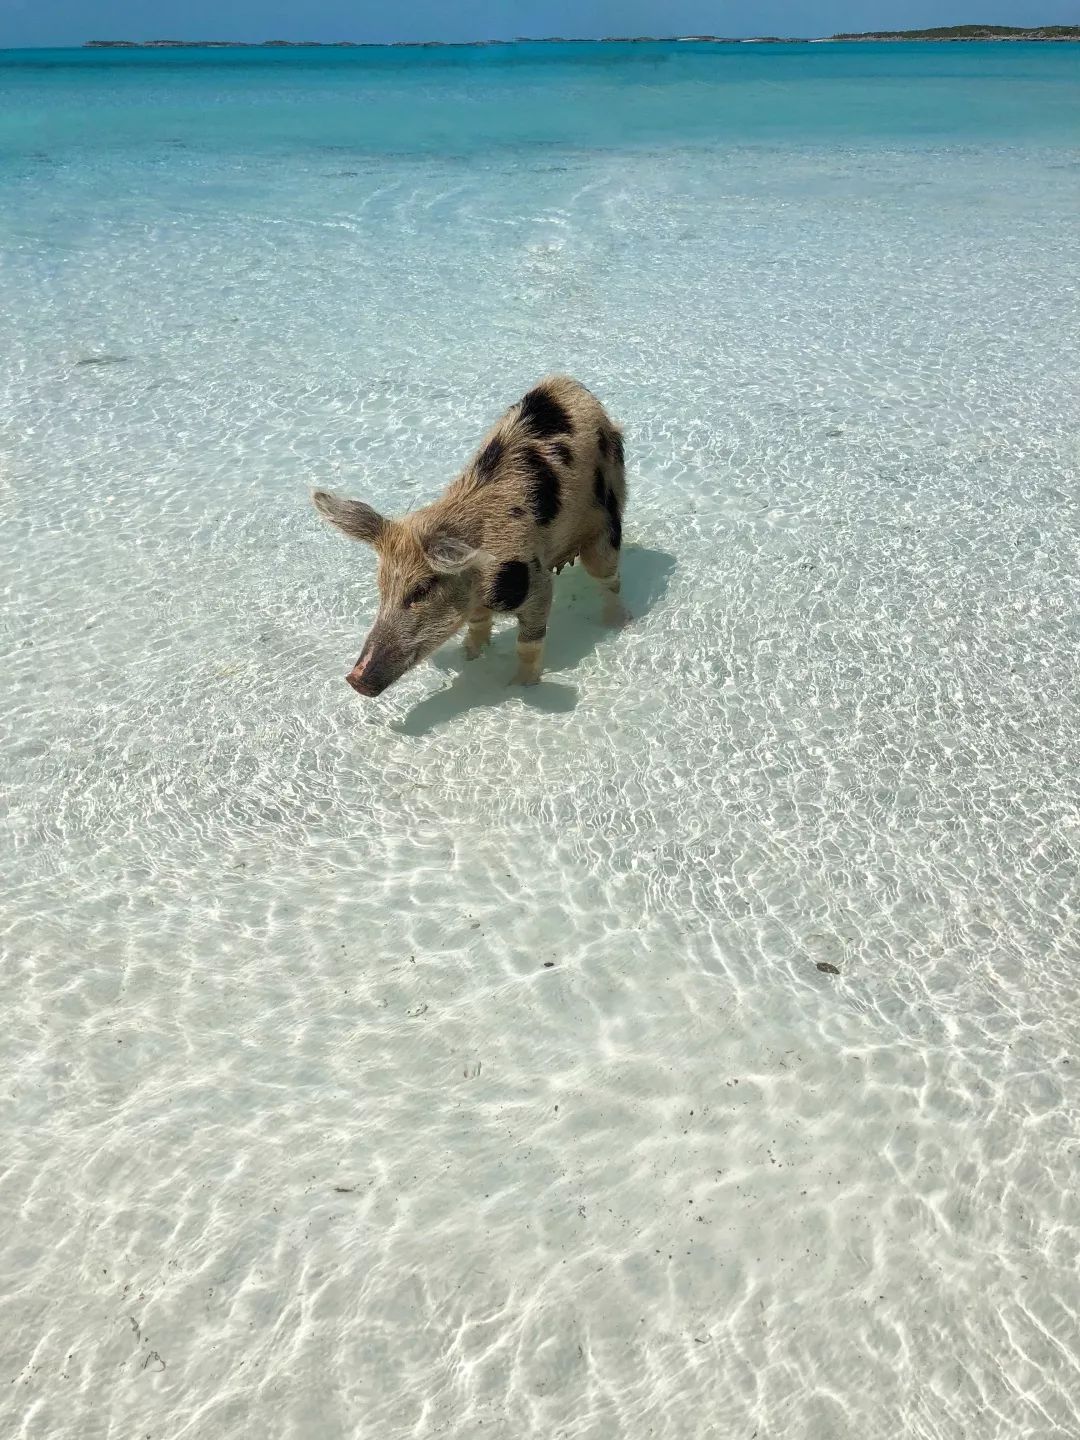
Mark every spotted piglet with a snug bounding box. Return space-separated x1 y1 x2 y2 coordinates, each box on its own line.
313 375 627 696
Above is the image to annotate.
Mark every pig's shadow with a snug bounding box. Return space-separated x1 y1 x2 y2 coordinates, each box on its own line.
392 545 675 737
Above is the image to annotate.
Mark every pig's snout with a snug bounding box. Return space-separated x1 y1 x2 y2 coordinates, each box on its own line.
345 665 372 695
345 659 387 697
345 645 408 698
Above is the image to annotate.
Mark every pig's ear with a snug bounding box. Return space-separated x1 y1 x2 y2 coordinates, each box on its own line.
312 490 387 547
422 532 492 574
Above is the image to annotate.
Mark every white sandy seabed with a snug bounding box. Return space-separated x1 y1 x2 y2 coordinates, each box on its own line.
3 139 1080 1438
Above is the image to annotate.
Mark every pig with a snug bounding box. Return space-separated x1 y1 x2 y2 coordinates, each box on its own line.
313 374 627 696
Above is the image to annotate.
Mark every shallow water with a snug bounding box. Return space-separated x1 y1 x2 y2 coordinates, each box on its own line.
3 41 1080 1440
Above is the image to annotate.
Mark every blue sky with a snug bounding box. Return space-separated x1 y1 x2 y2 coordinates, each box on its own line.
2 2 1076 48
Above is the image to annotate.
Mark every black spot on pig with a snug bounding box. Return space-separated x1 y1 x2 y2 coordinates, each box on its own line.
597 427 610 460
524 448 561 526
519 386 572 439
611 429 625 468
593 465 607 507
604 489 622 550
489 560 530 612
551 440 574 468
474 436 504 484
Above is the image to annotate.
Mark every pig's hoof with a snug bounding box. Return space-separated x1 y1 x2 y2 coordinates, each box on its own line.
510 669 541 687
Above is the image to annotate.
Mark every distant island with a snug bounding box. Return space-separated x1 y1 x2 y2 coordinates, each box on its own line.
83 27 1080 49
831 25 1080 41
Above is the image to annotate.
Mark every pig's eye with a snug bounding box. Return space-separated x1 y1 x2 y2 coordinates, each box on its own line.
404 578 437 608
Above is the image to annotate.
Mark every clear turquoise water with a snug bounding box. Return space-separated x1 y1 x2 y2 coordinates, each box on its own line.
3 42 1080 1440
4 41 1080 155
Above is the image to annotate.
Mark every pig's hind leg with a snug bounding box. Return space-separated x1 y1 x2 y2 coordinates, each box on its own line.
586 434 628 625
581 533 629 627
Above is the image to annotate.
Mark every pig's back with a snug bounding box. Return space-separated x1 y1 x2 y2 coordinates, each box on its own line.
450 375 626 571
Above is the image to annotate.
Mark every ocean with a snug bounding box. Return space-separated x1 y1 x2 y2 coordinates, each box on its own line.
2 40 1079 1440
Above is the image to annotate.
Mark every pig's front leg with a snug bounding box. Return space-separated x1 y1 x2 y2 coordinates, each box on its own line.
511 566 553 686
463 605 493 660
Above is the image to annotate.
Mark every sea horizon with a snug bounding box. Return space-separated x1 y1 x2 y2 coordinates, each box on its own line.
5 28 1080 49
